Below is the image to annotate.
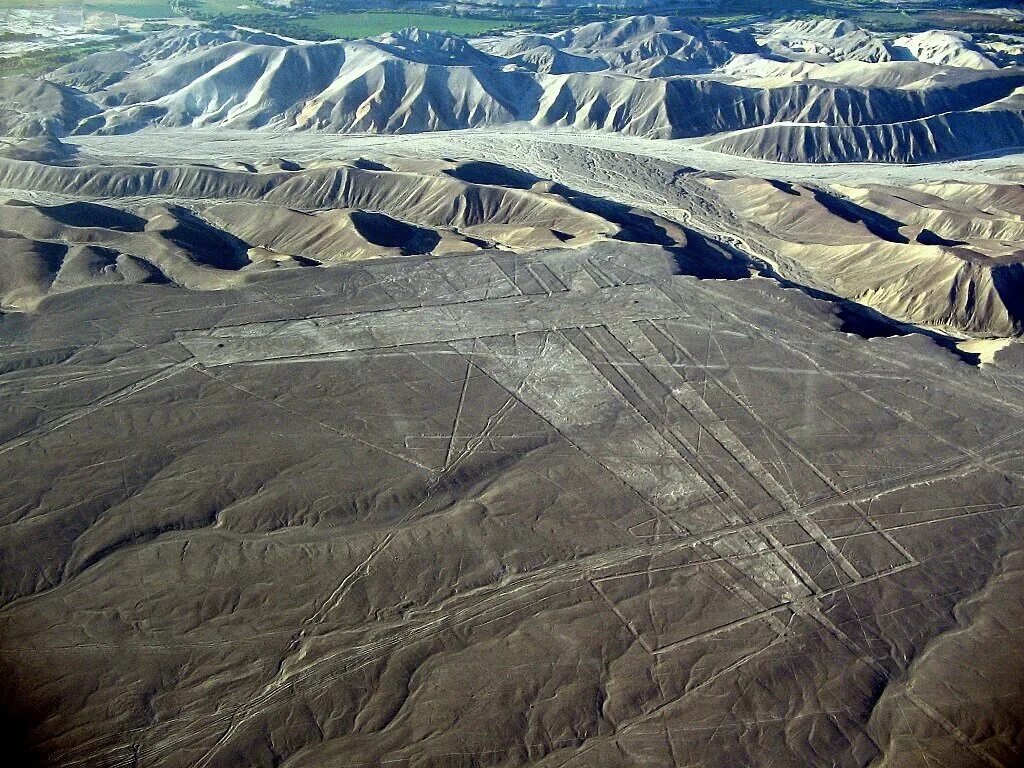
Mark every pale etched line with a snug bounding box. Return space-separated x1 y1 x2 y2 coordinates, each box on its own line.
445 393 520 473
0 362 193 457
633 320 872 598
445 361 474 470
586 324 749 509
903 690 1009 768
585 259 616 289
698 318 713 457
701 549 794 633
50 506 926 768
489 253 530 296
612 321 861 588
640 319 877 578
621 321 789 505
673 305 1018 565
190 364 431 472
559 328 718 528
868 504 1024 534
459 333 689 537
550 617 795 768
532 260 570 292
525 263 555 296
568 326 728 515
159 328 694 766
187 561 587 768
0 361 173 391
655 604 792 657
586 579 654 655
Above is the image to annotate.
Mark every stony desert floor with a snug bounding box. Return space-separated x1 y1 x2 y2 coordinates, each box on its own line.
4 233 1024 768
3 12 1024 768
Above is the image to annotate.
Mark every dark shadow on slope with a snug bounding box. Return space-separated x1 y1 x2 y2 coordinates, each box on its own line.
445 161 544 190
287 254 323 267
351 158 392 171
992 264 1024 336
447 169 987 363
766 179 801 196
157 207 252 270
669 229 753 280
24 240 70 277
0 671 50 768
0 239 69 295
667 226 984 364
547 182 678 246
915 228 968 247
349 211 441 255
833 304 903 338
37 201 146 233
754 258 983 365
809 189 910 244
269 158 302 172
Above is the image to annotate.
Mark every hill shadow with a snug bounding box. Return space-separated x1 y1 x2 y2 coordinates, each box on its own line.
157 207 252 270
755 258 982 365
350 211 441 255
445 161 544 190
37 202 146 233
809 189 910 244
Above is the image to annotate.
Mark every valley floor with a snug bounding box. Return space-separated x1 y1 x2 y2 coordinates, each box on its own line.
66 126 1024 186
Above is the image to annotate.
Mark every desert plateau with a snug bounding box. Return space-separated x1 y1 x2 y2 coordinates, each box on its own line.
2 2 1024 767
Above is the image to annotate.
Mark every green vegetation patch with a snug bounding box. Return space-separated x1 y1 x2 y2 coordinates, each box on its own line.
0 1 522 39
83 1 177 17
183 2 523 40
0 34 140 76
297 12 517 39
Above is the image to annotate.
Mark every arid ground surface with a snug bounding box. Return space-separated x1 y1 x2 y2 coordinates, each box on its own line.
3 8 1024 768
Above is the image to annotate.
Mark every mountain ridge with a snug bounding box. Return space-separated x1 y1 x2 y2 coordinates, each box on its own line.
5 15 1016 164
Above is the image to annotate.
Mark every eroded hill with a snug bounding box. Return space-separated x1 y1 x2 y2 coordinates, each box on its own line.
0 15 1017 164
